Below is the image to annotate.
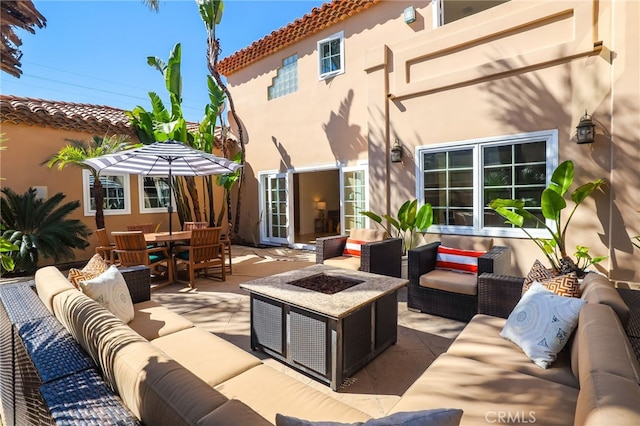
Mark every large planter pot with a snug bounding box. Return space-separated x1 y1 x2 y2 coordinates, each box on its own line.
401 255 408 279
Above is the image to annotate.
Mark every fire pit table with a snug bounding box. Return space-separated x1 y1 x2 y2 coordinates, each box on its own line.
240 264 408 391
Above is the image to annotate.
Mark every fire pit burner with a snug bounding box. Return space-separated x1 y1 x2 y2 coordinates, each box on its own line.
287 273 364 294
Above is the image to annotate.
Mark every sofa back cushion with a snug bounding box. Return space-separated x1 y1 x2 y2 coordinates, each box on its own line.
35 266 75 314
571 303 640 384
441 235 493 251
580 273 630 327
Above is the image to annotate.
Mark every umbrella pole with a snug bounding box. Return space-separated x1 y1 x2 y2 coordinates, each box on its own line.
168 164 173 235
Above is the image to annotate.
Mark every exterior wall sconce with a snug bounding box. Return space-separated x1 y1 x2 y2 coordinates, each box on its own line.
576 110 596 144
390 139 403 163
403 6 416 24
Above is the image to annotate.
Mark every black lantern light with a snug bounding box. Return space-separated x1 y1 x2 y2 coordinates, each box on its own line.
576 110 596 144
390 139 403 163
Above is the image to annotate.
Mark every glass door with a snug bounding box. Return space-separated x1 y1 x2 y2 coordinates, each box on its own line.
262 173 290 245
341 166 368 235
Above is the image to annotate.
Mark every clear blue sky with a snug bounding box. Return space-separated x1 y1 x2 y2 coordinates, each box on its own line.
1 0 326 122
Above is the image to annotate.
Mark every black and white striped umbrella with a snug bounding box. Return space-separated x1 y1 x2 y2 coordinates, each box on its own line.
84 140 242 234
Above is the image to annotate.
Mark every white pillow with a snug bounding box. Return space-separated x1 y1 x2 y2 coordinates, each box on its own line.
78 265 135 323
500 281 586 369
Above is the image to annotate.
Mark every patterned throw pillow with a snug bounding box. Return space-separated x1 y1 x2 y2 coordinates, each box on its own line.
77 265 134 323
343 238 367 257
538 272 581 298
522 259 556 294
67 253 109 289
501 282 586 368
435 245 486 274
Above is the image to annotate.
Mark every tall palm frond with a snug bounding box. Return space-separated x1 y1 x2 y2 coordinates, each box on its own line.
0 0 46 77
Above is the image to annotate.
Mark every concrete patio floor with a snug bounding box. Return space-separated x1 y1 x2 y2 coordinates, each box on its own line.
151 244 466 418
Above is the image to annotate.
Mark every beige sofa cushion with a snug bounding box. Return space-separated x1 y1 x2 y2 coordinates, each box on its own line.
197 400 272 425
440 235 493 251
215 364 371 424
111 339 227 425
350 228 387 242
390 353 578 426
575 371 640 426
419 269 478 295
152 327 262 387
571 303 640 385
580 272 630 327
35 266 75 314
323 256 361 271
128 300 194 340
447 314 578 388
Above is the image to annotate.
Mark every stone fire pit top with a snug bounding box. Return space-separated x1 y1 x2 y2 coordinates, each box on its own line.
239 264 408 318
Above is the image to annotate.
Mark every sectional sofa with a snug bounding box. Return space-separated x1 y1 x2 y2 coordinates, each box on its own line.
1 265 639 425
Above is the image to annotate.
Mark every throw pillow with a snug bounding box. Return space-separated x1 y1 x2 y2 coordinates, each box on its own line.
67 253 109 289
343 238 367 257
275 408 463 426
77 265 135 323
538 272 581 298
435 245 486 274
521 259 555 294
500 281 586 369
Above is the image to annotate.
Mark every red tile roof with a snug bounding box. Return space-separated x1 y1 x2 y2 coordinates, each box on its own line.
0 95 235 142
0 94 136 136
217 0 380 76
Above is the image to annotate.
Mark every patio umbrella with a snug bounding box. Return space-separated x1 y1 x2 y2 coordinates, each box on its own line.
83 140 242 234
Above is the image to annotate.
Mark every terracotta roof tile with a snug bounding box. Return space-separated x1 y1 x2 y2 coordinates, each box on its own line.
0 94 135 136
217 0 380 76
0 95 234 142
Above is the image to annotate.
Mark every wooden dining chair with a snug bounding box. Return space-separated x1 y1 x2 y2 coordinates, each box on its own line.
174 227 225 288
112 231 174 284
183 221 208 230
127 223 156 234
95 228 116 265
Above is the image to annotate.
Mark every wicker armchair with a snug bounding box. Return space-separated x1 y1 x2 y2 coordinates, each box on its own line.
316 229 402 278
408 238 511 322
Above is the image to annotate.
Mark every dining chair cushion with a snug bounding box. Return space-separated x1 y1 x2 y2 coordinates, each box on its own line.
149 252 169 262
78 265 135 323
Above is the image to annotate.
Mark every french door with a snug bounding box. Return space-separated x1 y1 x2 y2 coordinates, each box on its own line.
261 173 290 245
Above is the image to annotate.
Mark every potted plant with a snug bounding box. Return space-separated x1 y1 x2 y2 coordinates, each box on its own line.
362 199 433 256
489 160 606 277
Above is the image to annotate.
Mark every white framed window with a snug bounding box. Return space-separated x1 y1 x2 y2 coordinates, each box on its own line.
416 130 558 237
317 31 344 80
82 170 130 216
138 176 173 214
268 54 298 100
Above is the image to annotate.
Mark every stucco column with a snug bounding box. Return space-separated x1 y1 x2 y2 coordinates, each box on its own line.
364 45 390 217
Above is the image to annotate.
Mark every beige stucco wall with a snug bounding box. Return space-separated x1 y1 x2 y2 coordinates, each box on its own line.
1 122 223 267
225 0 639 284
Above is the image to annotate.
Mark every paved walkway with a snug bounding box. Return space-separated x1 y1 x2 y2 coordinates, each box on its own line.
150 245 465 418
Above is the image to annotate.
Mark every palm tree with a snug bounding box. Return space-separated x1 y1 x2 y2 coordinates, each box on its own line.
1 188 91 275
42 135 137 229
0 0 46 77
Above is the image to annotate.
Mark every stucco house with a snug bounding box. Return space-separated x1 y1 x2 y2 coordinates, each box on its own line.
218 0 640 285
0 95 227 265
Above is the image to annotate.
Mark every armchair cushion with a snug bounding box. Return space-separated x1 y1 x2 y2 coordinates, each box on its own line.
323 256 361 271
350 228 387 242
420 269 478 296
435 245 486 274
441 235 493 251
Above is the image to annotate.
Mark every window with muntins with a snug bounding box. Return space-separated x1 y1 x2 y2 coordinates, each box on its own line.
83 170 130 216
268 54 298 100
318 31 344 80
417 130 557 237
139 176 172 213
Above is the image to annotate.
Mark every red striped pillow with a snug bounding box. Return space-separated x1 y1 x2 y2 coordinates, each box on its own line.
343 238 367 257
435 245 486 274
